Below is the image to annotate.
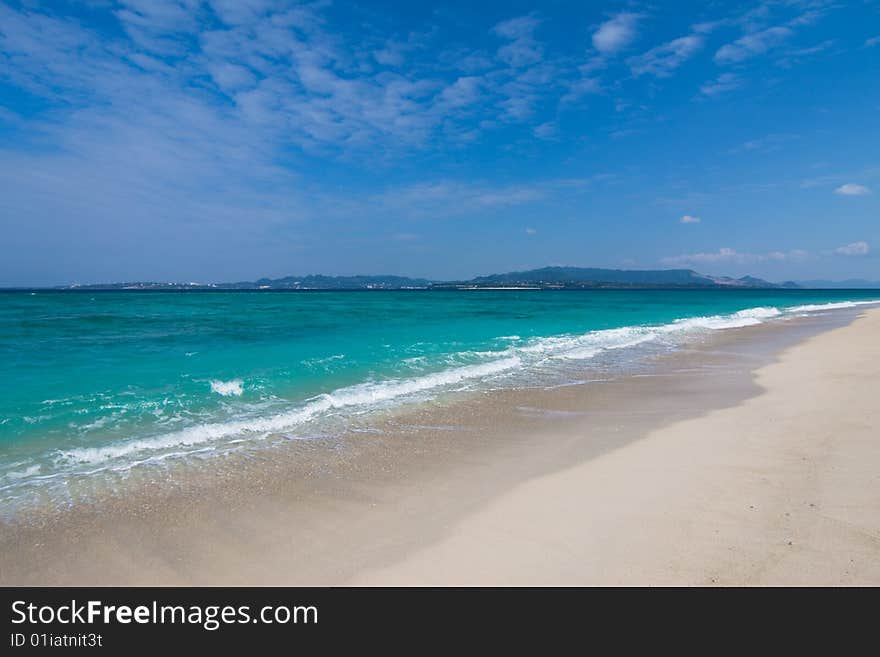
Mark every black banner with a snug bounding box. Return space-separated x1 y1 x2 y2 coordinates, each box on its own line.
1 587 873 651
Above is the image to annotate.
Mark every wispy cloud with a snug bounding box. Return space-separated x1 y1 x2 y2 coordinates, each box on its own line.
628 34 703 77
493 15 543 68
834 183 871 196
348 174 614 220
731 133 800 154
679 215 701 224
362 177 600 220
775 39 835 68
532 122 557 139
592 13 641 55
801 166 880 190
0 3 581 164
834 241 870 256
715 2 838 67
662 247 809 266
561 73 601 104
699 73 742 97
715 26 793 64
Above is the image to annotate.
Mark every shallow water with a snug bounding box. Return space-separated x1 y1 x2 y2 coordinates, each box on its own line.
1 288 878 512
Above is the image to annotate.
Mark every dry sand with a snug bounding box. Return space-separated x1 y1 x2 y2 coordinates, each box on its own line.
354 307 880 585
2 307 878 586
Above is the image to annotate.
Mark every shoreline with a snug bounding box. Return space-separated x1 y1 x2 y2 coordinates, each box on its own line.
1 307 878 585
354 306 880 585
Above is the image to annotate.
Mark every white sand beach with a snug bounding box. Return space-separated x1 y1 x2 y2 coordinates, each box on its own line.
355 307 880 585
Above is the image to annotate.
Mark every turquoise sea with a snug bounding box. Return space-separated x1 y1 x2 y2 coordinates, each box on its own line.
1 289 878 515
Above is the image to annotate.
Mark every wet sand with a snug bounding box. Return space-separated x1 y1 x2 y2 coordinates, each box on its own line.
2 307 878 585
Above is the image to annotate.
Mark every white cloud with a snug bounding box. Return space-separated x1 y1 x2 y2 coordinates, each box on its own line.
362 177 599 221
525 227 537 235
834 183 871 196
715 5 834 67
483 15 568 122
692 21 722 35
715 26 793 64
776 39 835 68
662 248 808 266
834 242 870 256
561 75 601 104
439 76 483 108
492 14 540 40
680 215 701 224
0 1 591 174
493 15 543 67
208 0 274 27
372 181 544 218
699 73 742 97
592 13 640 55
628 35 703 77
207 62 256 93
532 122 556 139
732 133 799 154
663 248 743 265
372 34 424 68
865 36 880 48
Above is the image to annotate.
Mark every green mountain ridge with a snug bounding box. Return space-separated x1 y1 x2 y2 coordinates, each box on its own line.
445 267 791 289
50 267 799 290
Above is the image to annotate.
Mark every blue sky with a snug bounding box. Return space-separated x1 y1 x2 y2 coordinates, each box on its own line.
0 0 878 286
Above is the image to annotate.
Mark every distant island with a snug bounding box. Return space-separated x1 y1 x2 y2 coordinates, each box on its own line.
43 267 820 291
433 267 800 290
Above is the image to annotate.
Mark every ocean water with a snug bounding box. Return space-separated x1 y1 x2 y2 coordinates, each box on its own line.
1 289 878 515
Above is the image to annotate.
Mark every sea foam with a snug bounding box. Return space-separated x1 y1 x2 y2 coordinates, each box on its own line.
60 357 522 466
210 379 244 396
787 300 879 313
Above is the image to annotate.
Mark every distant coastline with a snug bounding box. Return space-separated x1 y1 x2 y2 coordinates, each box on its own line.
6 265 877 292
